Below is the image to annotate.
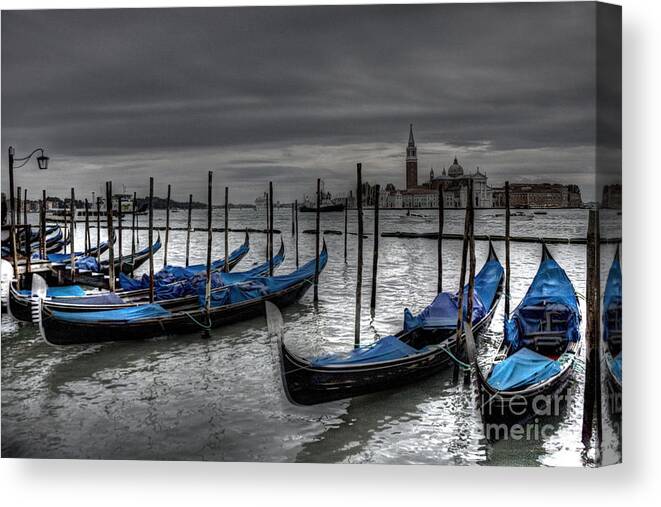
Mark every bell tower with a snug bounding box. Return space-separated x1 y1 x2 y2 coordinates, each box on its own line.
406 124 418 189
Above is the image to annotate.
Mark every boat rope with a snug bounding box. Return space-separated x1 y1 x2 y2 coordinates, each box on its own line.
440 345 471 371
183 311 212 330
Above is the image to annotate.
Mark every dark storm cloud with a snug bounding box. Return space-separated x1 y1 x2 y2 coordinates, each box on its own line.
1 3 619 202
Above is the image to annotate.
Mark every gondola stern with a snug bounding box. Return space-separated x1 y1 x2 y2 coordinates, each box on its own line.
487 239 499 262
541 242 554 263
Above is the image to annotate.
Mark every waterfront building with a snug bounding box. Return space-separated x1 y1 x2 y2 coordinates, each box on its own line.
491 183 583 208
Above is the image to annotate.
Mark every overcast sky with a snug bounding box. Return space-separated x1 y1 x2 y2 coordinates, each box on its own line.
2 3 620 203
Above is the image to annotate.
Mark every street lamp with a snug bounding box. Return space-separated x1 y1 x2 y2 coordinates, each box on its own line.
7 146 49 225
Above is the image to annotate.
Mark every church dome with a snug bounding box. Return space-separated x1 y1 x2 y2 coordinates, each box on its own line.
447 157 464 177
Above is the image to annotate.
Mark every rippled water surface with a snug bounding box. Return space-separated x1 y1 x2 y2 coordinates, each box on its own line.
2 208 622 465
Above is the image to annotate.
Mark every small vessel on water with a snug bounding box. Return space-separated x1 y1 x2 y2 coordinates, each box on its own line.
270 242 504 405
473 244 582 427
299 181 345 212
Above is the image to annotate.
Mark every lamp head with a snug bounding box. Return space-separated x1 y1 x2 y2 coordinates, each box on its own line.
36 154 49 170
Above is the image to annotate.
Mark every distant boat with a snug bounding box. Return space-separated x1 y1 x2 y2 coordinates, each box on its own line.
299 202 345 213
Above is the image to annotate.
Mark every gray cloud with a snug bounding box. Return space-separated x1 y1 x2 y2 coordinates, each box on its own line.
2 3 620 202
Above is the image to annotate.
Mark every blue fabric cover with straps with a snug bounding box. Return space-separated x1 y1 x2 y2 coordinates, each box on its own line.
404 256 503 331
505 253 580 351
51 303 171 323
117 245 283 302
311 335 420 367
202 247 326 308
487 347 562 391
118 239 255 292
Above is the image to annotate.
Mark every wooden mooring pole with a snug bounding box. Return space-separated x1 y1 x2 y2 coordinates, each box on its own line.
185 194 193 267
453 180 472 382
84 199 90 252
505 181 511 320
269 182 274 276
437 186 444 293
204 171 213 317
295 199 299 268
224 187 229 273
69 188 76 281
23 225 32 282
23 188 28 225
370 184 380 315
16 186 21 225
148 178 154 302
164 184 171 267
117 197 124 274
96 197 102 259
464 189 476 383
105 182 115 292
291 202 295 236
265 191 270 263
40 190 46 259
354 163 364 349
582 208 603 453
314 178 321 302
344 197 348 264
131 192 137 277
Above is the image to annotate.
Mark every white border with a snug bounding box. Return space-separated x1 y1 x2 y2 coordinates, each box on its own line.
2 0 660 505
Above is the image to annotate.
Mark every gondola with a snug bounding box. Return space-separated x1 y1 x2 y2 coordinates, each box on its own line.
9 239 284 322
37 241 327 345
472 244 582 427
45 233 115 264
269 242 504 406
602 246 622 416
2 225 64 258
1 224 59 248
50 234 164 288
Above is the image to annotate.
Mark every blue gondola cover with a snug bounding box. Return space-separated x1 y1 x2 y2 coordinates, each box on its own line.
487 347 561 391
602 257 622 344
311 335 420 366
404 257 502 331
51 303 171 323
19 285 87 297
505 256 580 350
202 248 326 308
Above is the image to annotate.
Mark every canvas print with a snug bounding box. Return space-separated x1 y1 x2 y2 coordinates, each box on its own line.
1 2 621 466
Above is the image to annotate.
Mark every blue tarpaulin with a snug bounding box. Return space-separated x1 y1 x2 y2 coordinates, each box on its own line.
404 257 503 331
602 256 622 343
19 285 87 297
611 353 622 383
118 238 258 292
117 244 283 303
311 335 420 366
52 303 171 323
203 247 326 308
54 293 126 305
505 253 580 350
487 347 562 391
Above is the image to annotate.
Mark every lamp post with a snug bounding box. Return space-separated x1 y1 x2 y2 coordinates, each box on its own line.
8 146 49 225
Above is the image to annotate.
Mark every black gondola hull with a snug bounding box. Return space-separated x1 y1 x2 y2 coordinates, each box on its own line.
279 288 501 406
477 365 575 428
40 278 313 345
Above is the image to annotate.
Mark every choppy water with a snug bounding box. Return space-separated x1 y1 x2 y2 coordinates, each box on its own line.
2 207 622 465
